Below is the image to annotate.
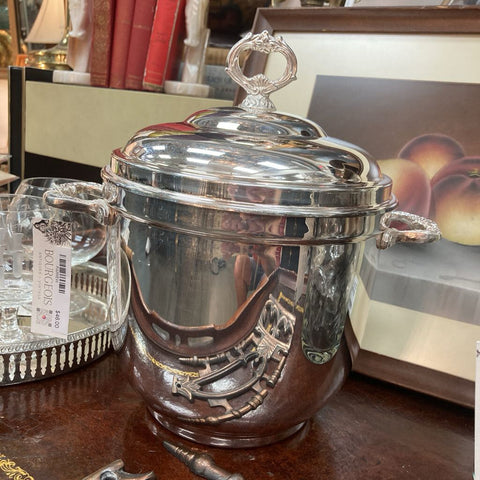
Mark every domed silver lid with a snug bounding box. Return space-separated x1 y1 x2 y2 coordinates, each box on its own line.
104 32 396 218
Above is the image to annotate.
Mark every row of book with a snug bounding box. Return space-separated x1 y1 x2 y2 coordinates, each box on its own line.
90 0 188 92
88 0 240 99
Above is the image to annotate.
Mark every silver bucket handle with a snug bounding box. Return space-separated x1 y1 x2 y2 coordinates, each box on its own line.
43 181 113 225
376 211 441 249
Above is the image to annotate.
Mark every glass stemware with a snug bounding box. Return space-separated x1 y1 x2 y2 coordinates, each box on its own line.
15 177 107 266
0 194 50 343
15 177 107 319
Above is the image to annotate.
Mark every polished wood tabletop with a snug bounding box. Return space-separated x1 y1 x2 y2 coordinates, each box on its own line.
0 352 473 480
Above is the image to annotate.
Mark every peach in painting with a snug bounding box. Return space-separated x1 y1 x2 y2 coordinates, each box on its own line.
378 158 431 218
430 156 480 246
398 133 465 180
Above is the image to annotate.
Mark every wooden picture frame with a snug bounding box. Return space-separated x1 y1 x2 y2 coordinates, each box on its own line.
243 6 480 407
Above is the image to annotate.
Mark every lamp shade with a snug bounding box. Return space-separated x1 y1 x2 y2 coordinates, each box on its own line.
25 0 66 44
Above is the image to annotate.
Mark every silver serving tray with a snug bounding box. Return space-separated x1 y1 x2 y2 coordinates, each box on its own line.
0 262 111 386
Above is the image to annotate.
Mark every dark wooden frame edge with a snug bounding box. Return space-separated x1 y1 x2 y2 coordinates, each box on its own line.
242 6 480 95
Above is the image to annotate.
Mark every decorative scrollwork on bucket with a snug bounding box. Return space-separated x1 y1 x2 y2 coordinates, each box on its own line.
172 294 295 424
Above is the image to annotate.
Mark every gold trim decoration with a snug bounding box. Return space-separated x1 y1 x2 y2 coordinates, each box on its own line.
277 291 304 314
0 454 34 480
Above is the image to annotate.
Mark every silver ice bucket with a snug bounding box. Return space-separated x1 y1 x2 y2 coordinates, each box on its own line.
45 32 440 447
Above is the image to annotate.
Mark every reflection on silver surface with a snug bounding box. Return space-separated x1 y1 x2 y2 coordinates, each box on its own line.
302 243 359 364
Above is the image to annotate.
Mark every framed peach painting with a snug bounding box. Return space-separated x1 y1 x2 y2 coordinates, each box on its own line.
245 6 480 406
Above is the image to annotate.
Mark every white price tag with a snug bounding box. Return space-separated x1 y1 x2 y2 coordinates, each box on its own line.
476 341 480 478
31 219 72 339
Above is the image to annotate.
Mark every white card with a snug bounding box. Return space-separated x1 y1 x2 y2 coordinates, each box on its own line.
31 219 72 339
476 341 480 478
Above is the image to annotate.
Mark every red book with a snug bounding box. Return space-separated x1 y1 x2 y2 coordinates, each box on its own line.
124 0 157 90
90 0 116 87
143 0 186 92
109 0 136 89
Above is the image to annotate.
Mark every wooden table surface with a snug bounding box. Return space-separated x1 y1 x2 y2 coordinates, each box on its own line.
0 352 473 480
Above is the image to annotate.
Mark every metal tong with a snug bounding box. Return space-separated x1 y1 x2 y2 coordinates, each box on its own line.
82 442 245 480
81 459 156 480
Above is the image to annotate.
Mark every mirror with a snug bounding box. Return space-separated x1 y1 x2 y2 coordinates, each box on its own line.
3 0 44 71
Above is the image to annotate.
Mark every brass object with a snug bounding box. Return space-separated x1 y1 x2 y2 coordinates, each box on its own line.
163 442 244 480
0 30 13 67
25 36 72 71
